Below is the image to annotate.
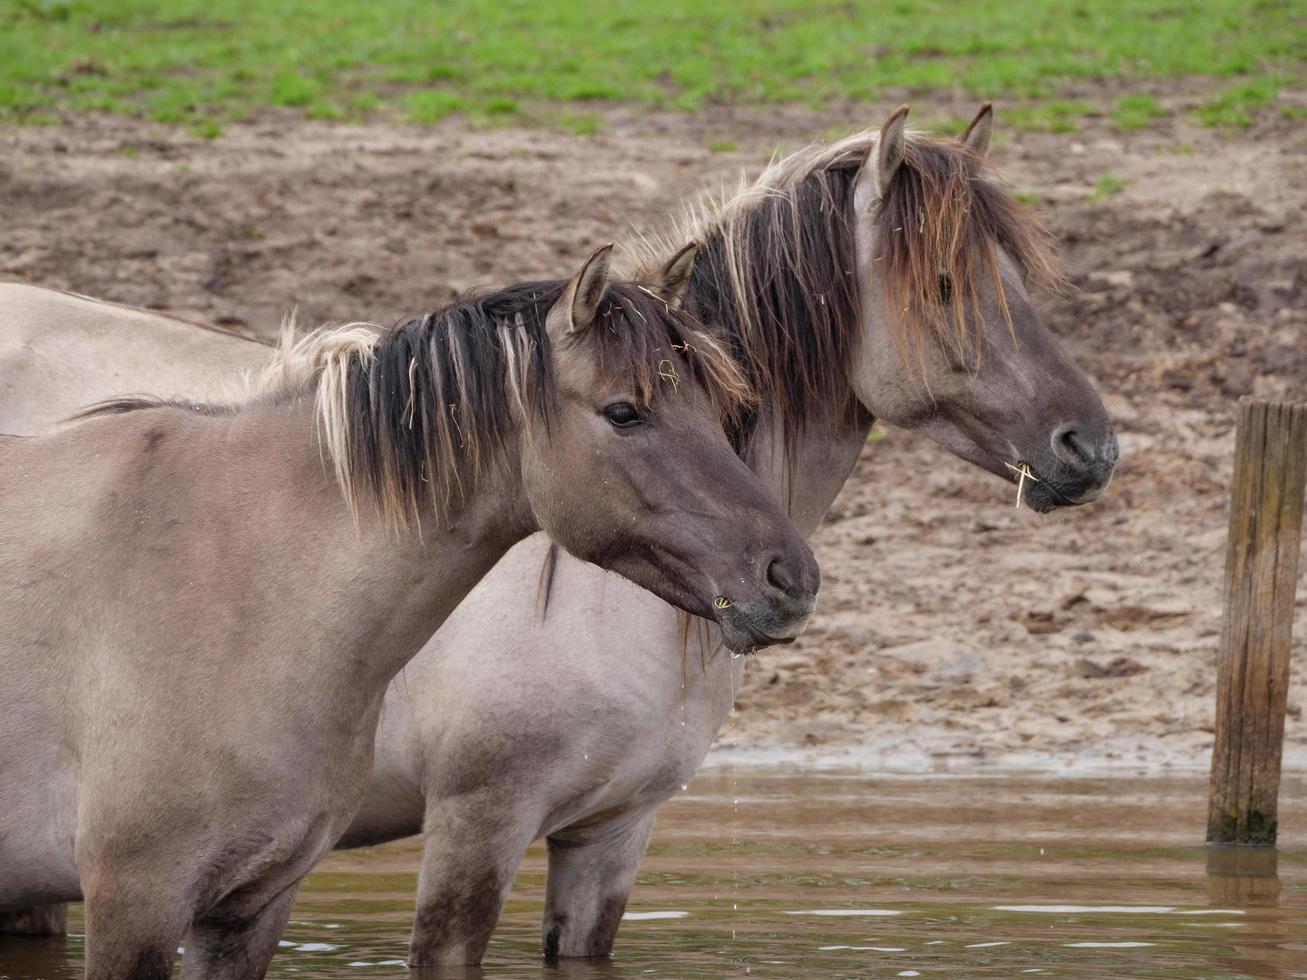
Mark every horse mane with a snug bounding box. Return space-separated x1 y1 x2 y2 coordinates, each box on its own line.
74 282 752 529
631 127 1062 442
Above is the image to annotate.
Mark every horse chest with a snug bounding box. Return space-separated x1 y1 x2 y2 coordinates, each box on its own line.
538 657 740 839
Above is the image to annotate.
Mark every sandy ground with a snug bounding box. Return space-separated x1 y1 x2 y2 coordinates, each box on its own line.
3 86 1305 773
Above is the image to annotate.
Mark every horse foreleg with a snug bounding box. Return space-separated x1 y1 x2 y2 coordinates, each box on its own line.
180 884 299 980
407 794 539 967
82 869 192 980
0 903 68 935
542 808 656 959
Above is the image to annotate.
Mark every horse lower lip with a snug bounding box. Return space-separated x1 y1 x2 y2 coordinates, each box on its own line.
1058 484 1107 506
1043 474 1109 507
731 617 789 646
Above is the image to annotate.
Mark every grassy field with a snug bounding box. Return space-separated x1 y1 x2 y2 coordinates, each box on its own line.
1 0 1302 134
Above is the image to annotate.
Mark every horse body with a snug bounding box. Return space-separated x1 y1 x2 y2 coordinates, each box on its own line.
0 255 818 978
0 286 858 961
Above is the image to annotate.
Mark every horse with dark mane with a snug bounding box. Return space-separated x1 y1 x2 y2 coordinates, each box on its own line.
0 105 1116 967
0 246 818 978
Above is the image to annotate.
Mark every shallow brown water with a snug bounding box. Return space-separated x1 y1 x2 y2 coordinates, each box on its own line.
3 770 1305 978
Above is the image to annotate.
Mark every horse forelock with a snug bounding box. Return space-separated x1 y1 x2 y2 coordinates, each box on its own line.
874 135 1064 368
630 126 1062 440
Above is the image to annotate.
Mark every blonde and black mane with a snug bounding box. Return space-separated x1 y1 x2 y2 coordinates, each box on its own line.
326 281 751 526
635 127 1062 445
78 280 751 527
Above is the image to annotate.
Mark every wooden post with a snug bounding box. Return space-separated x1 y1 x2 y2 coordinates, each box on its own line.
1207 397 1307 846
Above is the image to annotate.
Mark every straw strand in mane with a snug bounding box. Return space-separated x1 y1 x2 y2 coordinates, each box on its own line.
632 127 1062 442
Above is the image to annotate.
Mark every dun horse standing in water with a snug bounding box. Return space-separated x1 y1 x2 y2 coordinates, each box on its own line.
0 106 1118 966
0 246 820 979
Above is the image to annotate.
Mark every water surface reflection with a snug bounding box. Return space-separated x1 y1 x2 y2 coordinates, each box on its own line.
2 771 1303 978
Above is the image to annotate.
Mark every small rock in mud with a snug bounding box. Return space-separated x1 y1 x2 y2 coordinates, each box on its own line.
1073 656 1148 679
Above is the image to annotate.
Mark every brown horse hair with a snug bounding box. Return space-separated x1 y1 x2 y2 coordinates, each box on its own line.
74 280 754 530
633 126 1063 450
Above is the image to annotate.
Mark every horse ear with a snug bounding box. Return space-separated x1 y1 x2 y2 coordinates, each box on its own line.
550 243 614 336
646 241 700 309
960 102 993 156
857 104 909 202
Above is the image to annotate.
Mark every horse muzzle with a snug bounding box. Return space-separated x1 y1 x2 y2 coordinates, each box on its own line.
712 547 819 652
1020 426 1119 512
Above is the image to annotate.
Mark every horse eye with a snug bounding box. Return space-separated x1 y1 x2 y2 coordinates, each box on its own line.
604 403 642 428
938 274 954 304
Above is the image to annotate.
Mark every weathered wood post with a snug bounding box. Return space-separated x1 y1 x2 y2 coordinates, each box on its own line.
1207 397 1307 846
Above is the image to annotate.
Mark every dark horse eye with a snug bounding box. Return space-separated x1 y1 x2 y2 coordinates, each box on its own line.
938 273 954 305
604 403 642 428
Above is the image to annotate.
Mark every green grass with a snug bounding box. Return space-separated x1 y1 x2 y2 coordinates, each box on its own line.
1195 73 1290 126
1006 98 1091 132
1112 92 1168 129
0 0 1302 131
1088 172 1125 200
550 109 601 135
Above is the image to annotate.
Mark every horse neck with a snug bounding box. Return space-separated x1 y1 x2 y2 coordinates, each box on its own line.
741 405 871 538
211 394 537 693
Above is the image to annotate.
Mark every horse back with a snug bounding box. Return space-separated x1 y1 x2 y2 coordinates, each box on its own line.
0 283 268 435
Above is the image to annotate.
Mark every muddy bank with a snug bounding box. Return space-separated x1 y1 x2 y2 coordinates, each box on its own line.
2 94 1304 773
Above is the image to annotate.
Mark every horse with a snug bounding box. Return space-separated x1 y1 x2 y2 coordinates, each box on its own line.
0 245 820 979
0 104 1118 966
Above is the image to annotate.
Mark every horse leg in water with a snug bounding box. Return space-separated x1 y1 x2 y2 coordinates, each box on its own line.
0 904 68 935
542 809 656 959
180 885 299 980
81 865 193 980
407 792 541 967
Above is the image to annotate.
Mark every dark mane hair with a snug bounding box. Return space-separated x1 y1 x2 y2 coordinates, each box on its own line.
684 162 861 451
636 128 1062 447
76 278 754 529
331 280 751 526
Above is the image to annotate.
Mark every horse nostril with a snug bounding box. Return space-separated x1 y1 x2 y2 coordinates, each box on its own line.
1053 424 1093 466
766 557 797 596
